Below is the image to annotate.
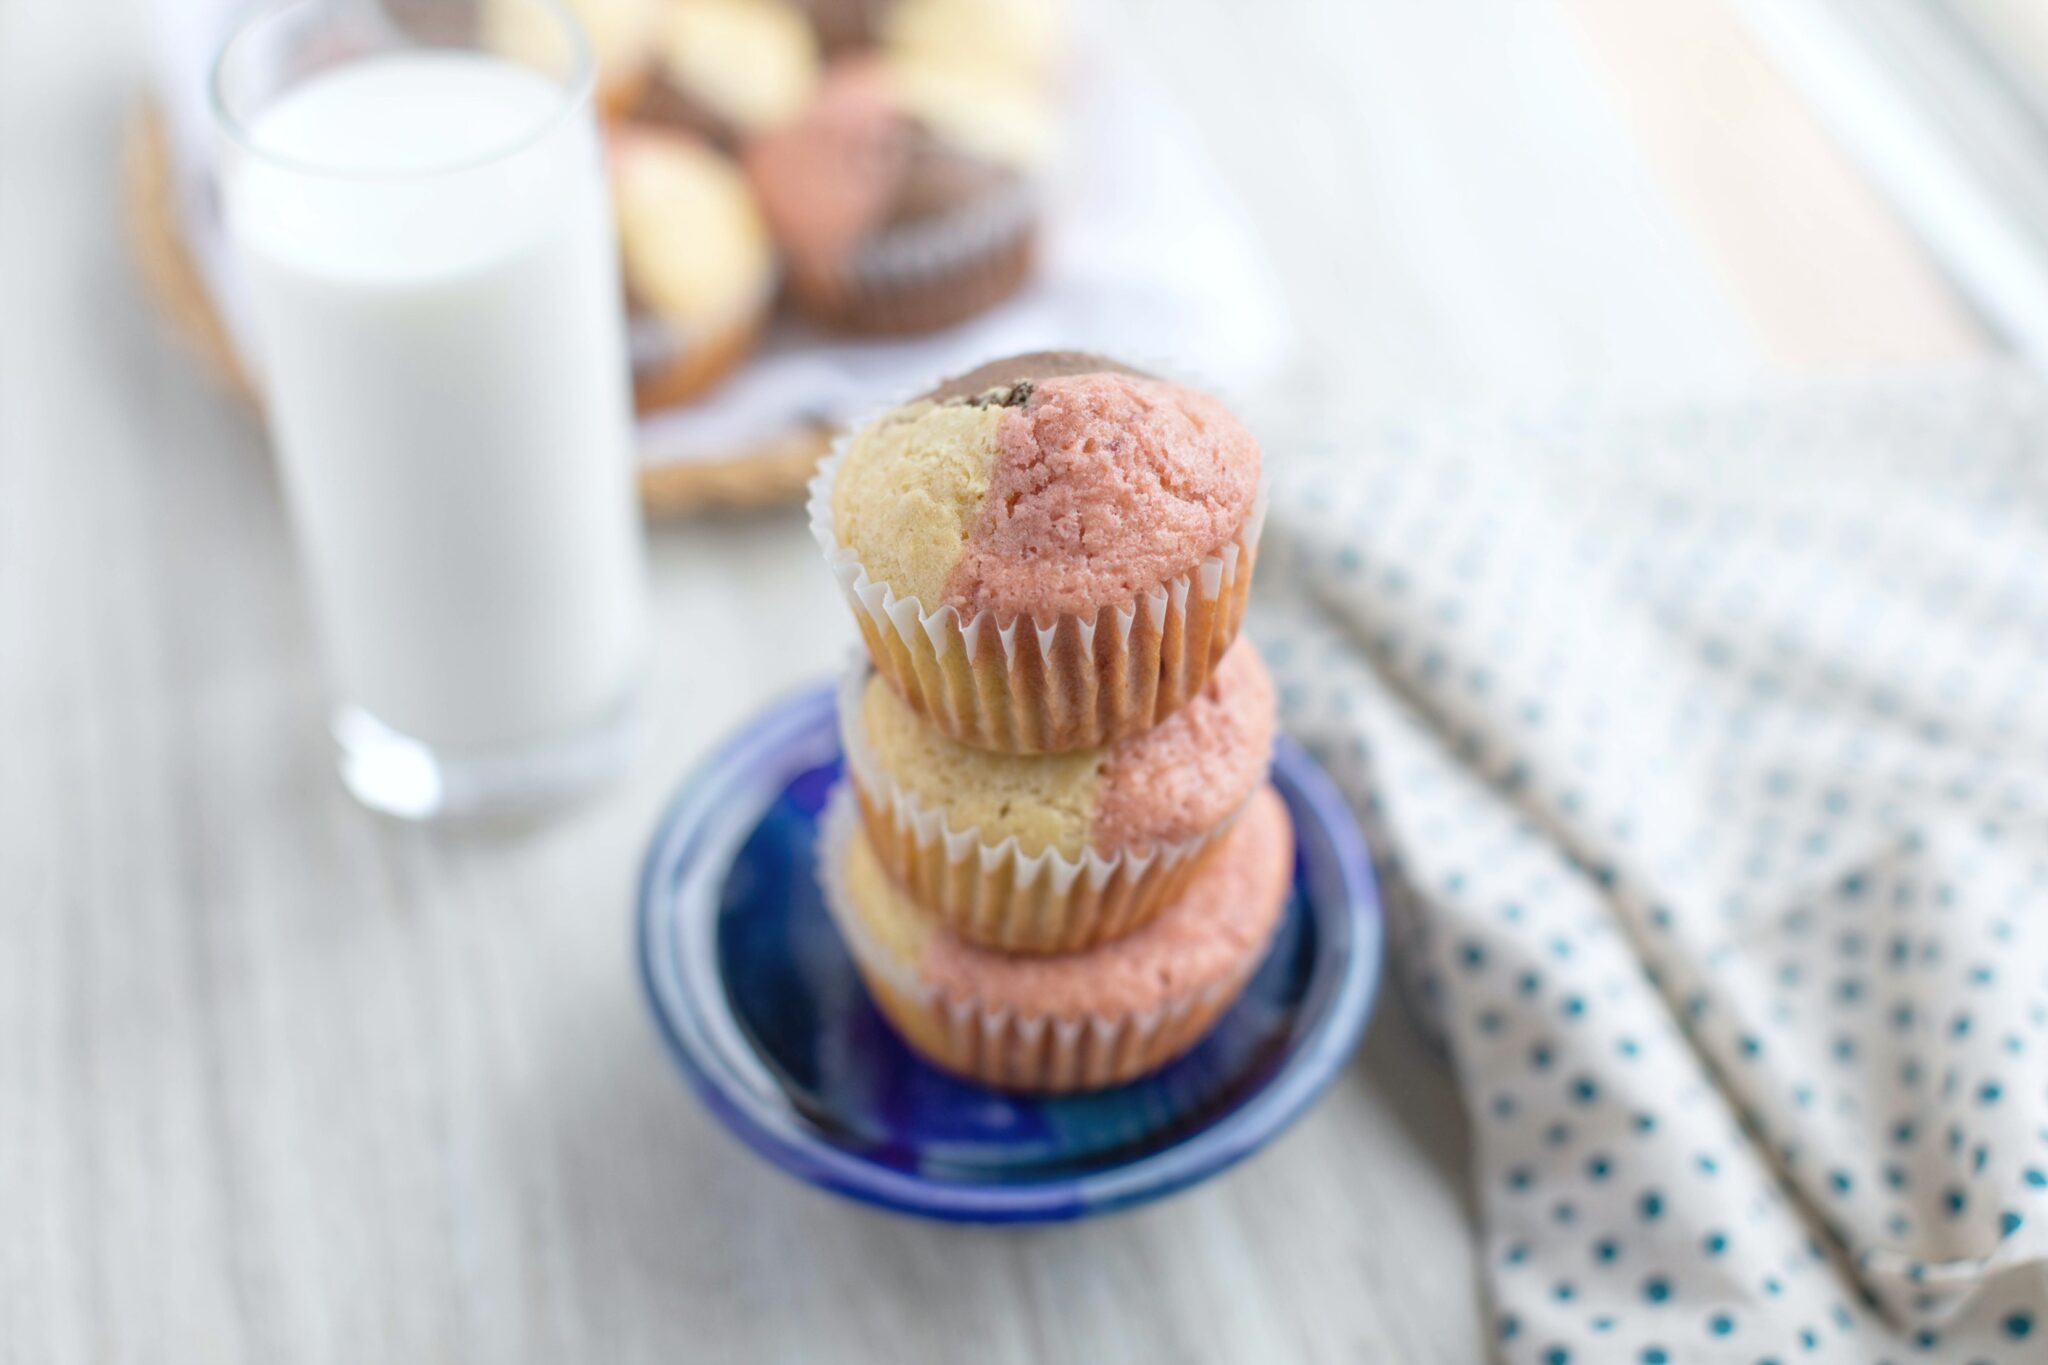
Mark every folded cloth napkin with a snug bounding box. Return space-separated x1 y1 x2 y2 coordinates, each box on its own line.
1255 366 2048 1364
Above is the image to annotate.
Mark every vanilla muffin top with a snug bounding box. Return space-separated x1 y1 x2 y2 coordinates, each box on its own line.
841 785 1293 1019
485 0 657 107
830 352 1261 621
657 0 820 133
854 639 1274 857
881 0 1061 92
882 60 1054 170
611 127 772 331
879 0 1060 169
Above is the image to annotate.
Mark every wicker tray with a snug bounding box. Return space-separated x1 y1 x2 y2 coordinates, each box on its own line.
122 103 828 517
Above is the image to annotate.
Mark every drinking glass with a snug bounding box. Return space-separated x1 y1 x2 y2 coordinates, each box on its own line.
211 0 649 820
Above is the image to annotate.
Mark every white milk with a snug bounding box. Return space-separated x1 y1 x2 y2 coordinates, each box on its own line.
223 53 647 757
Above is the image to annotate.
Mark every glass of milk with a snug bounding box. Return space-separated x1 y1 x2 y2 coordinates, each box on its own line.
211 0 649 820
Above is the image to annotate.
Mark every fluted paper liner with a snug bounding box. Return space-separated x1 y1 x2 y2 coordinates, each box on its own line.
788 167 1039 334
628 304 768 412
808 435 1266 754
837 658 1238 953
817 789 1258 1093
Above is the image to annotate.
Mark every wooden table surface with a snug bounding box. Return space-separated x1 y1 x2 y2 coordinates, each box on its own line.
0 0 1990 1361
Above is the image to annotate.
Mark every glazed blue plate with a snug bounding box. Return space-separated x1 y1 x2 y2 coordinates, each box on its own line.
636 682 1383 1223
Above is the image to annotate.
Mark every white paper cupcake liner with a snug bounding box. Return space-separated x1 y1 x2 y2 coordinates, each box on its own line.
851 172 1040 286
626 300 770 410
616 189 779 409
625 280 774 375
836 657 1238 953
808 432 1267 754
816 788 1255 1093
780 146 1041 334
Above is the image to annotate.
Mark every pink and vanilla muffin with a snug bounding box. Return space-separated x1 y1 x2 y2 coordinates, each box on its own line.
742 58 1044 334
841 639 1275 953
820 784 1295 1092
809 351 1266 754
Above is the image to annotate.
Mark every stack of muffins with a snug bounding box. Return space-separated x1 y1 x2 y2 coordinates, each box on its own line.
489 0 1058 411
807 352 1294 1093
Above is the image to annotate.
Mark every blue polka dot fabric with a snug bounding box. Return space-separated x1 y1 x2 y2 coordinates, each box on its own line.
1254 372 2048 1362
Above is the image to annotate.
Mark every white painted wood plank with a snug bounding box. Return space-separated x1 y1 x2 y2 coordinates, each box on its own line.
1566 0 1985 367
1106 0 1759 419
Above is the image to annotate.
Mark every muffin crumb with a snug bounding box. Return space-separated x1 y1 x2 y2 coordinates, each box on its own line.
948 379 1034 409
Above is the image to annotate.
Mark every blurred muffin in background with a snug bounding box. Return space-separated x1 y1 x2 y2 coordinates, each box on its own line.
743 57 1049 334
881 0 1060 91
484 0 659 116
795 0 897 53
639 0 821 144
609 126 776 410
879 0 1061 172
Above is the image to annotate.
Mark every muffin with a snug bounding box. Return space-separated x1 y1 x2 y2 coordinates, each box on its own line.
795 0 897 52
639 0 821 145
841 639 1275 952
880 0 1061 169
808 351 1266 753
609 126 775 410
742 58 1042 334
820 784 1295 1092
880 0 1061 89
484 0 659 117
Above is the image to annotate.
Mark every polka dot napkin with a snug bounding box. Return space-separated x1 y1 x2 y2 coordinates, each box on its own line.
1254 368 2048 1363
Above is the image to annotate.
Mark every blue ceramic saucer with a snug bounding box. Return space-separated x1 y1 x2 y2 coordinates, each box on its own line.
636 682 1384 1223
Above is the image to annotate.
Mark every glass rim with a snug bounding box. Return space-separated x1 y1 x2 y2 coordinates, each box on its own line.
207 0 597 183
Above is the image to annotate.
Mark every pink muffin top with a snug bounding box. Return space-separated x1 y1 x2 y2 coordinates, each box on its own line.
1092 640 1275 849
944 371 1262 620
919 787 1293 1018
741 59 908 265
